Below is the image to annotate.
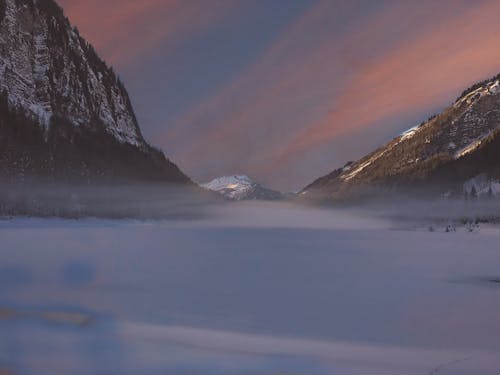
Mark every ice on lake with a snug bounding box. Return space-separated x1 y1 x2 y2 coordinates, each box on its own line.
1 202 500 374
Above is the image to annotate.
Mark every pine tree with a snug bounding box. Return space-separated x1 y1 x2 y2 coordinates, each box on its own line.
470 185 478 199
487 185 494 199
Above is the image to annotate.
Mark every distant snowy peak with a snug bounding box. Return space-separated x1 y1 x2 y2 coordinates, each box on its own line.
201 175 283 201
202 175 253 193
0 0 143 146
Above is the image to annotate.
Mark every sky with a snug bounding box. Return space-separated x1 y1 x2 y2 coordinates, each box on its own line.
58 0 500 191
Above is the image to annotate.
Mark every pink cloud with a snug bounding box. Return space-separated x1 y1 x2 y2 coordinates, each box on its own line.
58 0 238 68
159 1 500 188
275 1 500 168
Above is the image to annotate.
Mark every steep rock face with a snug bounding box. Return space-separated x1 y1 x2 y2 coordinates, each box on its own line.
0 0 141 144
0 0 190 184
303 75 500 200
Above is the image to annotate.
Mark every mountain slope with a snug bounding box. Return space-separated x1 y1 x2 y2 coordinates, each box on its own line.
201 175 283 200
303 74 500 200
0 0 189 184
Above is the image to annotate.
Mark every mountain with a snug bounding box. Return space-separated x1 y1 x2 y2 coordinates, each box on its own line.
201 175 284 201
303 74 500 200
0 0 189 184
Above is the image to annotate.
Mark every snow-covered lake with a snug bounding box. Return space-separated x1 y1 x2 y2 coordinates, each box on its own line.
1 202 500 374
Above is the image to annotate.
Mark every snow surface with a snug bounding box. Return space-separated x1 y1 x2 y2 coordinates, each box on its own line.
454 130 494 159
455 79 500 108
399 125 420 141
341 125 421 181
2 203 500 374
489 80 500 94
342 145 394 181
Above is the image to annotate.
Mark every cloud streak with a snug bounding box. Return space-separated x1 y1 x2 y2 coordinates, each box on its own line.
276 1 500 167
59 0 238 68
156 0 500 189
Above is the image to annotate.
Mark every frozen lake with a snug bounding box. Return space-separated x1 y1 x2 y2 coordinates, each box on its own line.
1 202 500 374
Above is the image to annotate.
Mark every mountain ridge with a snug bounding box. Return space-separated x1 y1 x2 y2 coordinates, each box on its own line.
303 73 500 200
0 0 190 184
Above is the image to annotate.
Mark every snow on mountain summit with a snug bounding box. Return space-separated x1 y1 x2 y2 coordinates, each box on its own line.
203 175 253 192
201 175 283 200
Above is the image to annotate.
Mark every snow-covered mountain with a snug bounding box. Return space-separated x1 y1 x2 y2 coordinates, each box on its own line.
201 175 283 200
0 0 189 184
303 74 500 200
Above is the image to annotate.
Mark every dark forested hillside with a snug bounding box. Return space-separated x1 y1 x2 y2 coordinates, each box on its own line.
0 0 190 185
